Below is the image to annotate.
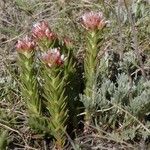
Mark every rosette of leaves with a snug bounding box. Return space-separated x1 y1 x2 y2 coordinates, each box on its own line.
41 48 68 149
16 36 43 132
80 11 108 126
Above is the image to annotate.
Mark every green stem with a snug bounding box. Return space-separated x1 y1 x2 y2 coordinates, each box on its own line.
19 53 41 130
84 31 98 125
84 31 98 97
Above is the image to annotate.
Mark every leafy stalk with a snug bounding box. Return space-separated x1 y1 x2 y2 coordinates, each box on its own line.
41 48 68 149
80 11 107 127
16 36 42 131
18 52 42 130
84 31 98 125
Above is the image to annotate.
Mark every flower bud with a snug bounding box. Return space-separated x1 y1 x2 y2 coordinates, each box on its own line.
42 48 64 67
81 11 107 31
16 36 35 55
63 37 73 49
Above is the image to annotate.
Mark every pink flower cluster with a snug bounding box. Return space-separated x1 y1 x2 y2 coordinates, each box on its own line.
16 36 35 53
32 21 56 41
81 11 107 30
16 21 64 67
42 48 64 67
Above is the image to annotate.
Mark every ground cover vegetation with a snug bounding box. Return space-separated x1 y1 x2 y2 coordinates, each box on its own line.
0 0 150 149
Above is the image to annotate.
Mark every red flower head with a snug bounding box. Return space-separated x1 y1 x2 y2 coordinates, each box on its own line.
16 36 35 53
32 21 56 41
81 11 107 31
42 48 64 67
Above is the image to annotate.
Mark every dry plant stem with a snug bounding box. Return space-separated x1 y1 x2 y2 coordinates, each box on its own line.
0 122 37 150
124 1 147 80
117 0 124 60
1 32 25 45
78 133 134 149
112 104 150 134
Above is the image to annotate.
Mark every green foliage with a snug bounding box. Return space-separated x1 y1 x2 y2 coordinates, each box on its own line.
0 130 8 150
81 69 150 139
63 50 81 128
41 62 68 148
18 52 42 132
84 31 98 97
0 0 150 149
83 30 102 125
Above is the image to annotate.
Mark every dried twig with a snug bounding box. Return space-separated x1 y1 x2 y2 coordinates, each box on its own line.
0 121 37 150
